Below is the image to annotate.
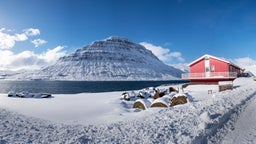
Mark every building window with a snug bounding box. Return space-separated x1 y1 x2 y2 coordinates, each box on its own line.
206 67 209 72
230 66 233 72
211 65 215 72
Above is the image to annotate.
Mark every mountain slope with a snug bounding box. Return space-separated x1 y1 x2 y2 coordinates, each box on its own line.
38 36 182 81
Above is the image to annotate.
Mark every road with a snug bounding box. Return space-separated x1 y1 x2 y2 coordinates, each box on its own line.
221 94 256 144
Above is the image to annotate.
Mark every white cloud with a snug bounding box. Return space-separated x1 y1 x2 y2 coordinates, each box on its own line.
39 46 66 63
0 27 64 71
0 46 66 71
24 28 40 36
232 57 256 75
170 63 189 72
0 50 14 66
0 29 28 49
233 57 256 66
14 33 28 41
163 42 173 46
0 28 5 31
31 39 47 47
0 28 42 49
140 42 185 64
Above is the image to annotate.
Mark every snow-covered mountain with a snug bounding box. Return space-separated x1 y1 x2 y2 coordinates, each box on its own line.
170 63 189 73
36 36 182 81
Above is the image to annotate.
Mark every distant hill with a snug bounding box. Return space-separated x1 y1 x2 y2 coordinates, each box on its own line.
34 36 183 81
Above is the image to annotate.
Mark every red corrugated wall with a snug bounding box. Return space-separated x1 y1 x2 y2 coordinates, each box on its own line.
190 58 205 73
209 57 228 72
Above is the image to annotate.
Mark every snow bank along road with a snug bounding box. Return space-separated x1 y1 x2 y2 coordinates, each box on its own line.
221 88 256 144
0 78 256 143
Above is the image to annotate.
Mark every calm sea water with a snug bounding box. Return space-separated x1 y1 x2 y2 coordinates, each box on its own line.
0 80 189 94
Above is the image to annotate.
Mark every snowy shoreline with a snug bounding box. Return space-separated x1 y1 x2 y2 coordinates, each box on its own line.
1 77 256 143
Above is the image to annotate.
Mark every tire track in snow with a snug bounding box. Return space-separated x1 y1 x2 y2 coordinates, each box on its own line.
221 92 256 144
206 89 256 144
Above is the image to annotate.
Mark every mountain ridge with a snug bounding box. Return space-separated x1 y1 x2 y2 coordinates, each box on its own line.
34 36 183 81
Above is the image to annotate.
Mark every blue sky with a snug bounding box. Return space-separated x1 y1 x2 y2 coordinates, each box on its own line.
1 0 256 70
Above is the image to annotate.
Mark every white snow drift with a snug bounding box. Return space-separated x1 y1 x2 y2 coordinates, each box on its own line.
1 77 256 143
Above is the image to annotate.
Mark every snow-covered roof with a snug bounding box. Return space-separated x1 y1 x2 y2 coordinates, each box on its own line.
188 54 242 69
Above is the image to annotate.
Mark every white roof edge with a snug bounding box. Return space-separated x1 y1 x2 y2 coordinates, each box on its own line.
188 54 243 69
187 54 211 66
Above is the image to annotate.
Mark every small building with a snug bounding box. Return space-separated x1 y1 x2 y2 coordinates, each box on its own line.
182 54 244 84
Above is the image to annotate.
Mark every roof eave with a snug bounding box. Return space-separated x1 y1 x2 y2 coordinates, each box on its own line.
188 54 243 70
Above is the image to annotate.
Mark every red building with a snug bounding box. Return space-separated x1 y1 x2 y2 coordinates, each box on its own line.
182 54 244 84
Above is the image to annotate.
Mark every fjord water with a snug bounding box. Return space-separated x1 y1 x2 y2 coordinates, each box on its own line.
0 80 189 94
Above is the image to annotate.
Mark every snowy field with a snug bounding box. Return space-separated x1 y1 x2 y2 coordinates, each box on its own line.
0 77 256 143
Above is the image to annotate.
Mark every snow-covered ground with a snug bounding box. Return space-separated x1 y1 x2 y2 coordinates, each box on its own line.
221 89 256 144
0 77 256 143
